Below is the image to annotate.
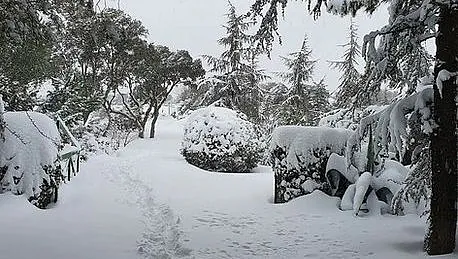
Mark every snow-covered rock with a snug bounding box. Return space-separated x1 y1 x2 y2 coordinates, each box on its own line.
270 126 353 203
0 112 62 208
181 106 262 172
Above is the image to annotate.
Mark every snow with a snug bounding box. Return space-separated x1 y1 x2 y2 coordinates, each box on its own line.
340 183 356 211
326 153 359 183
436 70 458 98
353 172 372 215
181 106 261 172
0 117 456 258
182 106 259 156
372 159 408 194
301 179 320 193
0 112 60 200
271 126 353 170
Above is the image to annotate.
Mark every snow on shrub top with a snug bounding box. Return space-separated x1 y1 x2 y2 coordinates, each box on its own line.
270 126 353 170
371 159 408 194
182 106 259 156
0 112 61 197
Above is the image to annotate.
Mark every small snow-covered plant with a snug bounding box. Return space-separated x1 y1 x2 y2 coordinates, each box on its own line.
181 106 262 172
0 111 63 209
72 112 137 160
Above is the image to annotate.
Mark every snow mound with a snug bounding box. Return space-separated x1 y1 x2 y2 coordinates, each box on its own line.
181 106 261 172
0 112 62 208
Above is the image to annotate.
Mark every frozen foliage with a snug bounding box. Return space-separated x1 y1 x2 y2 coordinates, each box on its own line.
181 106 262 172
392 146 431 216
66 111 138 160
270 126 353 203
301 179 321 194
345 87 433 171
0 111 62 208
319 105 385 131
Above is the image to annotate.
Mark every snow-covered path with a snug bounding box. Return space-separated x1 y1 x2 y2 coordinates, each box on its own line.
1 117 456 259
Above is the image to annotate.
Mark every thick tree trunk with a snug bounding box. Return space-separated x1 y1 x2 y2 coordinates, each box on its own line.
425 6 458 256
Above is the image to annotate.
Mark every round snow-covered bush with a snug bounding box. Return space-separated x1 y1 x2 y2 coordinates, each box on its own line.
181 106 262 172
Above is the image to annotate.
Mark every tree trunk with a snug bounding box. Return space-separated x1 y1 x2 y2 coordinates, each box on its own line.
425 6 457 255
149 111 159 138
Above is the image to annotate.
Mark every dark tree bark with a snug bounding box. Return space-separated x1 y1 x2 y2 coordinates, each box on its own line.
426 5 458 255
149 109 159 138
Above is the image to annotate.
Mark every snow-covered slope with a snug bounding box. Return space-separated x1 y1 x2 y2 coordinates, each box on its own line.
0 117 456 259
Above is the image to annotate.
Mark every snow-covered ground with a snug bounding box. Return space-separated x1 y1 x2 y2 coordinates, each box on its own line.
1 117 456 259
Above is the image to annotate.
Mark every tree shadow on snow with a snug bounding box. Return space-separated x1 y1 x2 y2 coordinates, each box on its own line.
390 226 425 254
391 240 424 254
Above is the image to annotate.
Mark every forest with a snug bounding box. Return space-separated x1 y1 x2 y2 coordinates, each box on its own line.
0 0 456 258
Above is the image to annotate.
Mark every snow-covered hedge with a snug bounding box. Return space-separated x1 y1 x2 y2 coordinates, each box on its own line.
0 112 62 208
270 126 353 203
181 106 262 172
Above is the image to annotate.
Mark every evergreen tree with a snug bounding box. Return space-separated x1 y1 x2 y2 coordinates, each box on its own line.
328 19 362 108
202 2 267 122
250 0 457 255
277 35 329 126
0 0 58 110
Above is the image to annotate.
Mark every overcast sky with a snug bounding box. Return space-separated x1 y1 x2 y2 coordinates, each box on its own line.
112 0 389 92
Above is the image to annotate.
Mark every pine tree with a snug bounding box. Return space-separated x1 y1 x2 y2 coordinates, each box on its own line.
277 35 329 126
329 19 362 108
202 2 267 122
250 0 457 255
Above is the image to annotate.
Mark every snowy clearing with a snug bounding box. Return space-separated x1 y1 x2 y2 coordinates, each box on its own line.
1 117 456 259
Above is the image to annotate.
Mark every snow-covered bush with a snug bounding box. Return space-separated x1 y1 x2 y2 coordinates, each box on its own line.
71 112 137 160
318 105 385 131
181 106 262 172
270 126 353 203
0 111 62 209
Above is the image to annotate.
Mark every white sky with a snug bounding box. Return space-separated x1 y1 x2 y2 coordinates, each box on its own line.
113 0 389 92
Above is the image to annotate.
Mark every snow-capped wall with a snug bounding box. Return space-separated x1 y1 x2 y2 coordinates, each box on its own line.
0 112 62 208
181 106 262 172
270 126 353 203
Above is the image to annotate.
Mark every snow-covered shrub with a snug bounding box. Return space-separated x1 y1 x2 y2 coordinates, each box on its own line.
0 112 62 209
270 126 353 203
70 112 137 160
181 106 262 172
319 105 384 131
